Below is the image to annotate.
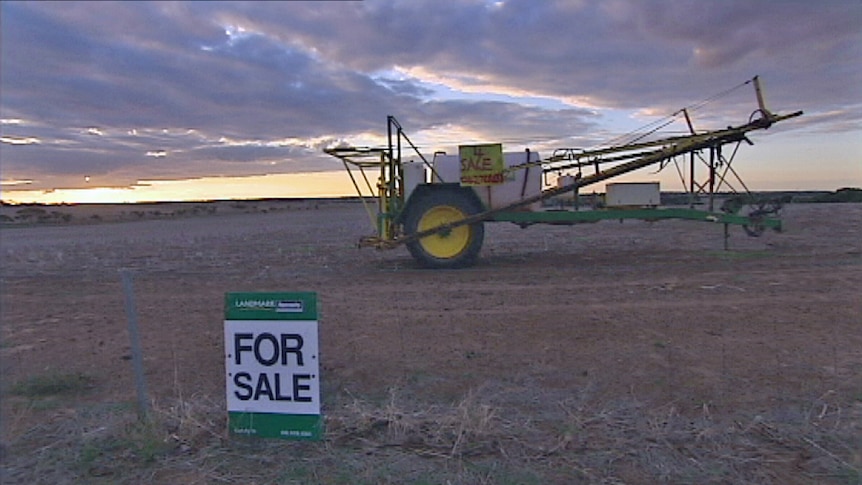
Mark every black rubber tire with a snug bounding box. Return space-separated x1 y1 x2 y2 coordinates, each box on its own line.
403 189 485 269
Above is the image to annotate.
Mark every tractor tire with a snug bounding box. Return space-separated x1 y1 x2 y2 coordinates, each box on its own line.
403 189 485 269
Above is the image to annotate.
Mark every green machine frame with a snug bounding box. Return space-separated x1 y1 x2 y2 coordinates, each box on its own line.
324 76 802 264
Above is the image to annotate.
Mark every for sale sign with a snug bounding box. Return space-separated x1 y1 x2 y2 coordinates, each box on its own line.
459 143 505 186
224 292 321 440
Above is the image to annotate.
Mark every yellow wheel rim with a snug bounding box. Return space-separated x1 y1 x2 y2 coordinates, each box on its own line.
417 205 471 259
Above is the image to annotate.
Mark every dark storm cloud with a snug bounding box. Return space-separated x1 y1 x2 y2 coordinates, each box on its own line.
240 0 860 108
0 2 407 136
0 1 424 187
0 0 858 191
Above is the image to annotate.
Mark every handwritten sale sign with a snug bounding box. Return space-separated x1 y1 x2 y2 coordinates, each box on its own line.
459 144 504 186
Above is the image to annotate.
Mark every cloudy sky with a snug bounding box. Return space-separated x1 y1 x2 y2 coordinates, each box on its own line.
1 0 860 203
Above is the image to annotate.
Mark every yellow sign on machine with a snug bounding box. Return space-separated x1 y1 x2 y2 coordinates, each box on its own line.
459 143 504 186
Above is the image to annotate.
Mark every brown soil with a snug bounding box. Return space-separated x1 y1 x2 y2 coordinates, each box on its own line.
1 200 860 484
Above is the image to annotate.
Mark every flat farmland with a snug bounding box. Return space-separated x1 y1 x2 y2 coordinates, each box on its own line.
1 200 860 484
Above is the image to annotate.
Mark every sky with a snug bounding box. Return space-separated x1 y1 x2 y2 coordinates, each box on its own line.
1 0 860 204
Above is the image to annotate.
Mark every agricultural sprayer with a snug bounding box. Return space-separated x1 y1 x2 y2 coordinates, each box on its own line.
324 76 802 268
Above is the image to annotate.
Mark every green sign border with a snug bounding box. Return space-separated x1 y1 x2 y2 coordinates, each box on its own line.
225 292 317 320
228 412 322 440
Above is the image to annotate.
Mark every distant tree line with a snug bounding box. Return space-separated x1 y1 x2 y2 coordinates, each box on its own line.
796 187 862 203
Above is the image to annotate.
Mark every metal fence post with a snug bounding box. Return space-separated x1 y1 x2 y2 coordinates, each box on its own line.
121 270 150 419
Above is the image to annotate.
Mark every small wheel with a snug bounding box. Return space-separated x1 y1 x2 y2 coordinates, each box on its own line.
403 189 485 269
743 221 765 237
741 200 781 237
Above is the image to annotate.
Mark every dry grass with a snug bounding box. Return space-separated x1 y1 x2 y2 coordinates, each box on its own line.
7 373 95 399
2 381 859 485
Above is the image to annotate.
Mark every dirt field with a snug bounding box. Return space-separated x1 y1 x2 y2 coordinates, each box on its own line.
1 200 860 484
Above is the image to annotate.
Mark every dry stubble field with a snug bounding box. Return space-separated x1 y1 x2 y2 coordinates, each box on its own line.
1 200 861 484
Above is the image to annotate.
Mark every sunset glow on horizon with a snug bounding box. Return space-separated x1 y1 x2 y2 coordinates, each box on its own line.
0 171 365 205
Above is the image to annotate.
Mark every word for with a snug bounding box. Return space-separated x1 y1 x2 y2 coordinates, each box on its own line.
233 332 305 366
